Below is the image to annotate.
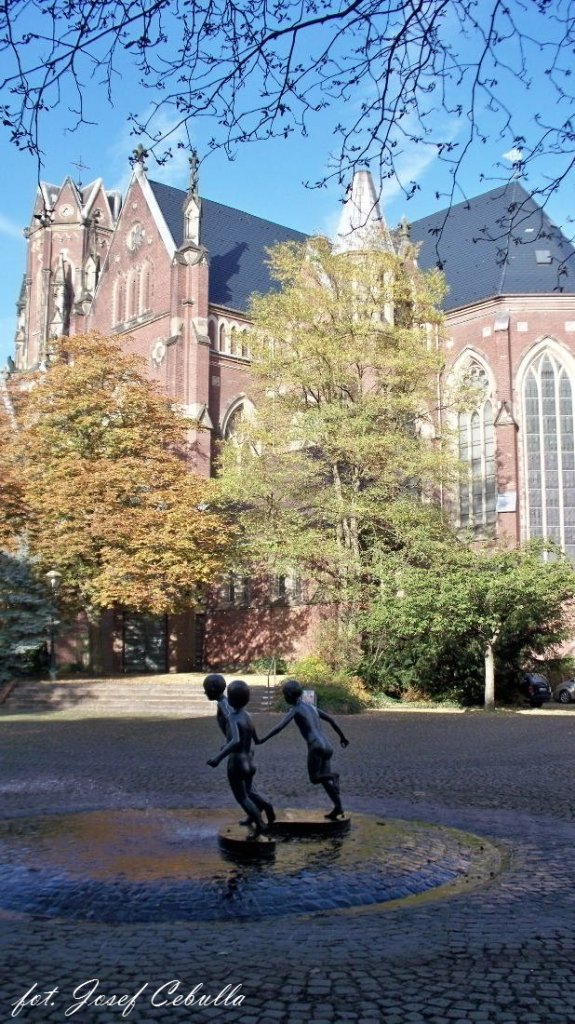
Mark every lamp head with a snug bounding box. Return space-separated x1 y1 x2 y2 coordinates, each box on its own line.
45 570 62 592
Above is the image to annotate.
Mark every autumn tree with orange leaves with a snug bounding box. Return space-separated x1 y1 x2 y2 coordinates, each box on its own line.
0 378 28 551
1 333 233 614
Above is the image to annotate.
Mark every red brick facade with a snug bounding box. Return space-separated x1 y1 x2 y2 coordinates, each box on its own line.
445 295 575 548
13 166 575 671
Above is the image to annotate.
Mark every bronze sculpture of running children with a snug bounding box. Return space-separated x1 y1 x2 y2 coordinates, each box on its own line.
258 678 349 819
207 679 275 837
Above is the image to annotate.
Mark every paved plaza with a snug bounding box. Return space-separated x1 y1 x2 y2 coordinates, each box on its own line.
1 707 575 1023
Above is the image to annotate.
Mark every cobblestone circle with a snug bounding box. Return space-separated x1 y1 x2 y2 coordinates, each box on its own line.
1 708 575 1023
0 808 500 923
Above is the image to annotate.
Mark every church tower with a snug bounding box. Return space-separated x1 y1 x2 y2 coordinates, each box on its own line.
15 177 120 370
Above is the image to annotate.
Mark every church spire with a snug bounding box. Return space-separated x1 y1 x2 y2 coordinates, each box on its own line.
333 168 394 255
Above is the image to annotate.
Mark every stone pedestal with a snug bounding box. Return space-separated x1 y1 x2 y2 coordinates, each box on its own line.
217 825 276 857
270 809 351 837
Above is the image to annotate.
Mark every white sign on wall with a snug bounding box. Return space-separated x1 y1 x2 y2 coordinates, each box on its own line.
496 492 517 513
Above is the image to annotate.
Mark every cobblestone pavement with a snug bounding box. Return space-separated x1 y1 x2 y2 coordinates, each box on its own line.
1 709 575 1024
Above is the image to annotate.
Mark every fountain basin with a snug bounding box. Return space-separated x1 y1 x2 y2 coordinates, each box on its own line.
0 808 502 923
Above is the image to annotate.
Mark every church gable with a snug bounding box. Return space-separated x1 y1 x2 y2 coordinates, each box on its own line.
30 183 60 226
51 179 83 225
81 180 117 232
90 171 174 336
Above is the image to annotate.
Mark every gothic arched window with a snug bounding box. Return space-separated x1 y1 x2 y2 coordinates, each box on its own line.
127 269 139 320
218 323 226 353
523 349 575 557
457 360 496 534
207 319 216 347
140 262 151 313
222 398 259 456
224 402 246 440
114 277 125 325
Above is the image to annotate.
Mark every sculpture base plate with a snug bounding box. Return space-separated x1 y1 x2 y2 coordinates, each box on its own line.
218 824 276 857
270 809 351 836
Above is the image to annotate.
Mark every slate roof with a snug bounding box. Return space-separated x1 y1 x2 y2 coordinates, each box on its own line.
409 182 575 311
151 178 575 315
150 180 307 313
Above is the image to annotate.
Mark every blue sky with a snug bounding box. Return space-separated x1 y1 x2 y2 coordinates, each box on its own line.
1 3 574 368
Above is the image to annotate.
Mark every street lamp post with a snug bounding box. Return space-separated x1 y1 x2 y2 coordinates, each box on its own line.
45 570 62 681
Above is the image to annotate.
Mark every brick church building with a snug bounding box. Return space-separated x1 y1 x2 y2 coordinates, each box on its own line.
10 154 575 673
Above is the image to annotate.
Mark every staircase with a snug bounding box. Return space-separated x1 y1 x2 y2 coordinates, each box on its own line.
0 674 279 717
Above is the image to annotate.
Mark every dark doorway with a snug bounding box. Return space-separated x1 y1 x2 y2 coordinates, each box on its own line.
123 613 168 673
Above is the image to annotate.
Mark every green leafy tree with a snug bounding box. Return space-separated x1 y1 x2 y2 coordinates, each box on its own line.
217 234 453 639
3 332 234 614
360 540 575 706
0 550 52 684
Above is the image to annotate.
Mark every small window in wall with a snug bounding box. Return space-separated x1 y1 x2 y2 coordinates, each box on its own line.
219 574 250 606
241 331 250 359
270 574 304 605
230 326 238 356
218 323 226 353
523 349 575 558
458 361 497 534
208 320 216 347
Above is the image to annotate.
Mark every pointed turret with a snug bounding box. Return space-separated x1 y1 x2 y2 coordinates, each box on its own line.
333 168 394 254
183 149 202 246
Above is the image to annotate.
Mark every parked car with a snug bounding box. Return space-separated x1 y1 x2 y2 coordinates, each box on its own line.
519 672 552 708
553 678 575 704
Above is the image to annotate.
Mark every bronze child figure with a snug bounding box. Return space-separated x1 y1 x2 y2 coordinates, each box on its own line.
207 679 275 837
259 678 349 819
202 672 230 737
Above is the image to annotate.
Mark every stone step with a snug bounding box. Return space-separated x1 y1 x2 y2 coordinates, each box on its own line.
1 678 278 716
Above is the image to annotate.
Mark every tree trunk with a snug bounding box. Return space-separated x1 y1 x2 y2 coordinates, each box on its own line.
484 641 495 709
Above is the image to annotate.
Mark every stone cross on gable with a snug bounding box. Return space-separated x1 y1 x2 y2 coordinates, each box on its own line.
72 156 90 189
131 144 149 170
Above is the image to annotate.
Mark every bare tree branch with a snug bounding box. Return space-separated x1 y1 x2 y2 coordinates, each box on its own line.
1 0 575 214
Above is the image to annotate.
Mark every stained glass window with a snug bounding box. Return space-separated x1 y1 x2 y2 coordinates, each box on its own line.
458 361 497 534
523 351 575 558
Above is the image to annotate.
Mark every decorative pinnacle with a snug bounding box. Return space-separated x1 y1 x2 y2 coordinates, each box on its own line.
189 149 200 196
